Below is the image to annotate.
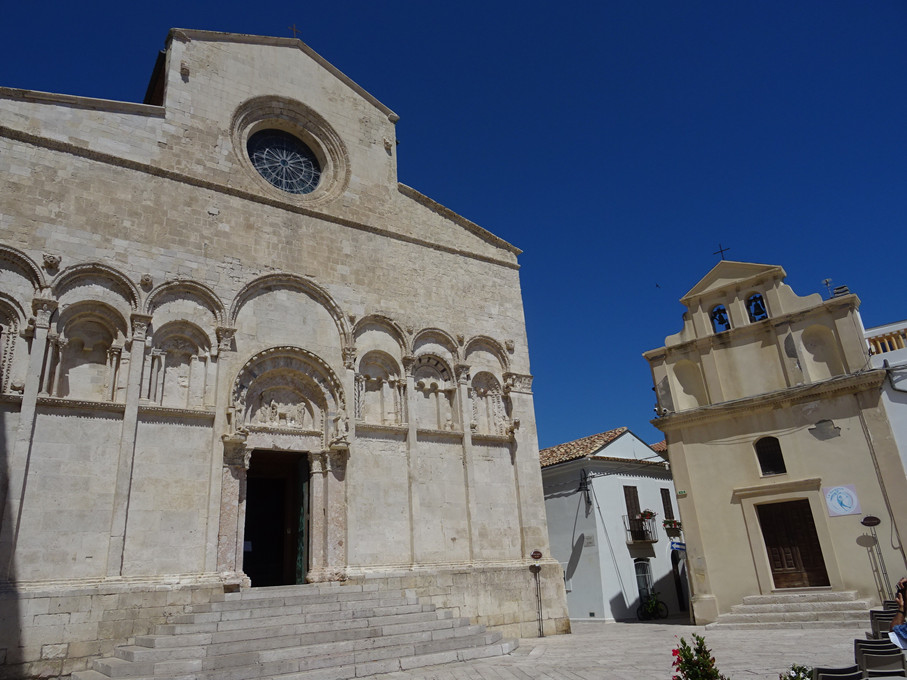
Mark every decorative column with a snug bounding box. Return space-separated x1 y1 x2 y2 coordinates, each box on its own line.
455 363 475 562
503 371 545 558
402 354 417 564
106 313 151 576
217 432 251 586
0 297 56 579
324 448 348 580
306 451 328 580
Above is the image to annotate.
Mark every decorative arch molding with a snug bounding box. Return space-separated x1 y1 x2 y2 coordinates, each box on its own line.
229 273 352 349
352 314 408 354
55 299 129 341
0 245 45 291
52 262 141 311
411 327 460 362
464 335 510 373
0 294 26 393
231 346 348 446
144 279 227 326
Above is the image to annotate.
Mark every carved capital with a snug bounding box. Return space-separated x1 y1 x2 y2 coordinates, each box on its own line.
216 326 236 352
30 297 57 328
131 313 152 341
402 354 416 376
455 363 471 384
308 451 327 475
503 372 533 395
221 432 250 469
342 346 357 370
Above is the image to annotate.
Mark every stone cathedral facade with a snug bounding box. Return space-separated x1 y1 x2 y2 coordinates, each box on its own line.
0 29 568 677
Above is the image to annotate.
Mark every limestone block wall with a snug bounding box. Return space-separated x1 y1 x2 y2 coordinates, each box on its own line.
0 582 224 679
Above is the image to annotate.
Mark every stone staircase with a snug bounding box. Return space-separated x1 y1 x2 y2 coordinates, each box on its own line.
705 590 872 630
72 582 517 680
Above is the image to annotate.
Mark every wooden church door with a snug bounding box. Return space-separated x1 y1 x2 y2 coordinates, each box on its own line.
757 500 830 588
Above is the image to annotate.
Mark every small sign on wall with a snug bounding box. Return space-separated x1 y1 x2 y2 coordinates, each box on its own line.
823 484 861 517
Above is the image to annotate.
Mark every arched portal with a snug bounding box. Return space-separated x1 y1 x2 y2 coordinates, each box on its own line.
218 346 349 587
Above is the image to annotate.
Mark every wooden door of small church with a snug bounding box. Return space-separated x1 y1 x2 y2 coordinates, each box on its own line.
757 500 830 588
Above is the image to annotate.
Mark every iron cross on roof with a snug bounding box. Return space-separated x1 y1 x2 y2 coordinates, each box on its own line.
713 243 731 260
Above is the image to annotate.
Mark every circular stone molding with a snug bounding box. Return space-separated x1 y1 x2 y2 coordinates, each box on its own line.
231 96 350 205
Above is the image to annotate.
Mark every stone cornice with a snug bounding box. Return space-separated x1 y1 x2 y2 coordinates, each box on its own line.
138 404 216 420
355 422 408 436
651 370 885 431
35 396 126 413
731 477 822 501
0 124 520 271
644 295 860 359
0 87 165 116
397 184 521 256
470 433 513 445
416 428 464 442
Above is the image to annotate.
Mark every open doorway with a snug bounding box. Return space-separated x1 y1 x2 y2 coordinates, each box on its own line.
243 450 309 587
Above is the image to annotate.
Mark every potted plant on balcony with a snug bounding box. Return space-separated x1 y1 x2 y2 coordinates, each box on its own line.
639 509 657 520
663 518 682 530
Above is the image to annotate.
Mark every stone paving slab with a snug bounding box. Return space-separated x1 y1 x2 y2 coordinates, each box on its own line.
372 619 859 680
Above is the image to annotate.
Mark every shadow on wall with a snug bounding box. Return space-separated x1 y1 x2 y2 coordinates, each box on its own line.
1 404 25 678
608 569 690 623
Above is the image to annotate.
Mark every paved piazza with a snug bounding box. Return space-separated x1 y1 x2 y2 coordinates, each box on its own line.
377 621 856 680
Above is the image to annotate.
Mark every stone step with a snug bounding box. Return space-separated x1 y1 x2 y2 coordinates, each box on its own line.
715 610 870 624
741 590 860 605
705 619 869 631
78 583 516 680
170 601 429 626
153 607 454 638
201 591 419 613
73 639 519 680
731 599 871 614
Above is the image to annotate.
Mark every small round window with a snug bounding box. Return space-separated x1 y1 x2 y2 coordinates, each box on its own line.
247 129 321 195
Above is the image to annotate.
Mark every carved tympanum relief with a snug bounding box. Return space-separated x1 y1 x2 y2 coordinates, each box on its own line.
355 350 404 426
412 355 457 431
232 346 346 449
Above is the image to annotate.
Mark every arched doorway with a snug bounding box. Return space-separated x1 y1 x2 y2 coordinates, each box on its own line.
243 450 309 587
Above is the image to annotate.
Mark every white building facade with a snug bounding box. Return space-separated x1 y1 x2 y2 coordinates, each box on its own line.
541 428 687 621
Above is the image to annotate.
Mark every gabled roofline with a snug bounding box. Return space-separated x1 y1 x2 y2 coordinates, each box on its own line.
397 184 522 256
680 260 785 305
169 29 399 122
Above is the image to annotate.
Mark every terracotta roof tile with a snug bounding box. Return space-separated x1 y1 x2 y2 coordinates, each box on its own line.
539 427 628 467
650 440 667 453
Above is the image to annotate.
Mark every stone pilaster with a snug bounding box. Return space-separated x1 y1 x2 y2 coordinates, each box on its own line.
0 297 56 579
402 354 417 564
324 449 348 578
106 313 152 576
217 432 251 585
455 363 475 562
306 451 327 580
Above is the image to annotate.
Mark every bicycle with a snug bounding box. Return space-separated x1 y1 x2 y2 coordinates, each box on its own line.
636 591 669 620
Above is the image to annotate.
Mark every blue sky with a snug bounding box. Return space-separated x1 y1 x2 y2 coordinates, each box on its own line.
2 2 904 447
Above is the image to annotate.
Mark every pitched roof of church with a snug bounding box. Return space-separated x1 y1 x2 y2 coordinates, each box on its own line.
650 440 667 453
539 427 628 467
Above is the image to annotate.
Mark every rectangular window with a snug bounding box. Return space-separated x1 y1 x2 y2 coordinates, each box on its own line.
624 485 640 517
661 488 675 520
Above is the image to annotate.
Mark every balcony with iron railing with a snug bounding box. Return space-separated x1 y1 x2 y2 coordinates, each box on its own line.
867 320 907 357
623 515 659 543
